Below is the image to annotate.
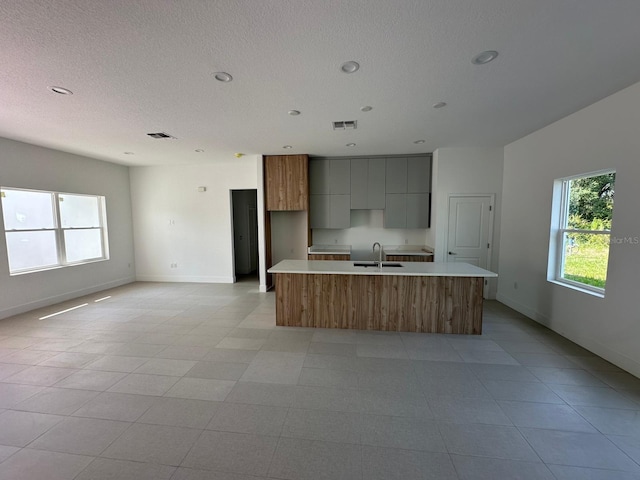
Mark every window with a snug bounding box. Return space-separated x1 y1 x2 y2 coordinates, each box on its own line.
1 187 108 274
550 171 615 294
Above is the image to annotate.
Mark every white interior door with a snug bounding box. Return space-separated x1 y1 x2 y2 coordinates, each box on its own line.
447 195 493 268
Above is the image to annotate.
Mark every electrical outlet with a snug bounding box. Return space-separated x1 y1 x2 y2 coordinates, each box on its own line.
168 219 175 226
404 239 408 244
170 263 178 268
334 238 338 244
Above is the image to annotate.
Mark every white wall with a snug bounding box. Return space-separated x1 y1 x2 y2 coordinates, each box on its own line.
499 81 640 376
432 147 504 298
0 137 135 319
129 156 260 284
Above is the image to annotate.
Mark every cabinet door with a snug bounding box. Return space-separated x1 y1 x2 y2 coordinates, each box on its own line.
309 159 330 195
330 195 351 228
385 157 407 193
265 155 309 211
406 193 430 228
384 194 407 228
407 156 431 193
330 160 351 195
309 194 330 228
368 158 386 209
350 158 368 209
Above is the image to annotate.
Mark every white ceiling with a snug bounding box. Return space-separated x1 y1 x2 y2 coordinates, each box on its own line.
2 0 640 166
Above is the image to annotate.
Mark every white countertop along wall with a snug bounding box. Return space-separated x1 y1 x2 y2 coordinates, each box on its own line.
269 260 497 277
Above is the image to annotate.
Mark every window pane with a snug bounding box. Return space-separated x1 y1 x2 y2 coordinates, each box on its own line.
567 173 615 231
59 194 101 228
5 231 58 271
562 232 610 288
64 229 103 262
1 189 55 230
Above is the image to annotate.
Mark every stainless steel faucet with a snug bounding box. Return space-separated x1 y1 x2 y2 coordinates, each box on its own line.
372 242 382 268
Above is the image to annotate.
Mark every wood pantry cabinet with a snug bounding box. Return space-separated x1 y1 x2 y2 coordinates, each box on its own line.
264 155 309 211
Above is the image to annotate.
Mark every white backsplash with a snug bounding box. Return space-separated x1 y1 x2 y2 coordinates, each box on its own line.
312 210 433 261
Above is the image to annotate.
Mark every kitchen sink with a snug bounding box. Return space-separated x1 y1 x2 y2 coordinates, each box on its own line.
353 262 403 268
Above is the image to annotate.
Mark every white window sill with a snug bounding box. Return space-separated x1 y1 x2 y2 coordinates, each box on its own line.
9 257 109 276
548 279 605 298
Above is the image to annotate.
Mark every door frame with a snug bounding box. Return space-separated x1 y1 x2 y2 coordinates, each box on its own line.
230 189 259 282
445 193 495 299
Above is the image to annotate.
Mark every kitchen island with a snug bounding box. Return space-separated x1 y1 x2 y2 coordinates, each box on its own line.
268 260 497 335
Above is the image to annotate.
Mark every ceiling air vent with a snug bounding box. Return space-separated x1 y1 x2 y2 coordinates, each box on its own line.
332 120 357 130
146 132 176 139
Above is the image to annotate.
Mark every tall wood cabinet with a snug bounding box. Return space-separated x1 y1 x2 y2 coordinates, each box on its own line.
263 155 310 289
265 155 309 211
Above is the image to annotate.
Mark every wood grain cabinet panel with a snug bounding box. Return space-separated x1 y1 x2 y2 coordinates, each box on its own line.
307 254 351 260
265 155 309 211
274 273 483 334
385 255 433 262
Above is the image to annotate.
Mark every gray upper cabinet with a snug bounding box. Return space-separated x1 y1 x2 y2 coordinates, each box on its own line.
368 158 386 209
350 158 368 209
310 158 351 228
310 194 350 229
330 159 351 194
350 157 386 209
384 156 431 228
384 194 407 228
385 157 408 193
406 193 430 228
309 194 330 228
309 159 330 194
330 194 351 228
309 155 430 229
310 158 351 195
407 156 431 193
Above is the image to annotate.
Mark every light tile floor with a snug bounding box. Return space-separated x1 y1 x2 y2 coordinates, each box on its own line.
0 280 639 479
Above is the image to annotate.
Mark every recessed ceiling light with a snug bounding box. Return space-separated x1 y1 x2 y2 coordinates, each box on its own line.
283 145 293 149
340 61 360 74
432 102 447 109
195 149 204 153
49 86 73 95
346 143 356 147
413 140 426 144
360 106 373 112
471 50 498 65
288 110 301 116
213 72 233 82
123 151 135 155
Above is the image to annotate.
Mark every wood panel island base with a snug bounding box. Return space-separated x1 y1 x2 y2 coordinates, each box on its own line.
268 260 498 335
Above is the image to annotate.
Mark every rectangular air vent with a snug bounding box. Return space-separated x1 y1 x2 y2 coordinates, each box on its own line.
146 132 175 139
332 120 357 130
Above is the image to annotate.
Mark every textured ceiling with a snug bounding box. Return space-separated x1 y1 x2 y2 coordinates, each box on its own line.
1 0 640 166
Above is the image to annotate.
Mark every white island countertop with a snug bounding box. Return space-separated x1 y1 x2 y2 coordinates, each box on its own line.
268 259 497 277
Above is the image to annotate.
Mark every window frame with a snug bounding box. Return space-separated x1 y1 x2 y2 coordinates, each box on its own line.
1 187 109 275
549 170 614 296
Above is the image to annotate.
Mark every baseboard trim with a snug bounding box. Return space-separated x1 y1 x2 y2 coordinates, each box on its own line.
495 292 640 378
0 276 135 320
135 275 235 284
